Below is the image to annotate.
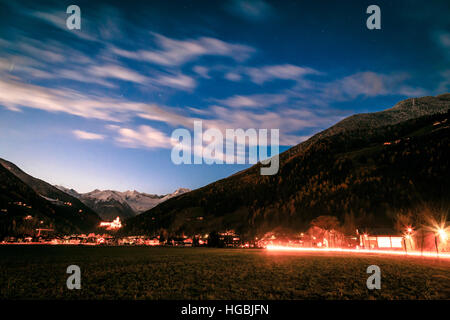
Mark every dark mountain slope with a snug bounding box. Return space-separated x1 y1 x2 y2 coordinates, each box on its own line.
0 160 101 236
123 95 450 238
80 194 136 221
284 93 450 160
0 164 98 237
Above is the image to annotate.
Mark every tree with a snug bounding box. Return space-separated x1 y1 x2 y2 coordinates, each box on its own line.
311 215 340 231
341 212 356 236
393 212 413 234
207 231 221 247
310 215 340 247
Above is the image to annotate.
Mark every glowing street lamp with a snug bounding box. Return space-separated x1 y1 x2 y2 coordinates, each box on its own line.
403 226 414 253
434 227 448 257
438 228 448 241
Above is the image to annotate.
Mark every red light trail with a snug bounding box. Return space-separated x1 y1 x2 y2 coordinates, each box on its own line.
265 245 450 259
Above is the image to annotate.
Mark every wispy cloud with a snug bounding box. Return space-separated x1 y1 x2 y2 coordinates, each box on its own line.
89 64 149 83
73 130 105 140
226 0 274 21
30 10 99 42
432 30 450 60
224 72 242 81
437 70 450 93
0 67 426 149
0 77 142 121
193 66 210 79
112 125 172 149
0 34 196 91
221 64 319 84
0 3 433 152
112 32 255 66
320 72 428 101
214 93 288 108
156 73 197 91
0 73 197 126
247 64 319 84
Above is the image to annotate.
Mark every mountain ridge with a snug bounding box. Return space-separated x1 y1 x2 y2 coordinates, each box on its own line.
56 186 191 221
283 93 450 161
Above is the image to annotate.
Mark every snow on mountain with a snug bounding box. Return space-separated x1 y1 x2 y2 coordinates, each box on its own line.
160 188 191 202
55 186 81 198
55 186 190 220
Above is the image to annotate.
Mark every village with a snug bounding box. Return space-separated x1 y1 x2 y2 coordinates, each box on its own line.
1 215 448 255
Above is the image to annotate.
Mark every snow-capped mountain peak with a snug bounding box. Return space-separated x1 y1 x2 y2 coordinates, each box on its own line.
55 185 190 220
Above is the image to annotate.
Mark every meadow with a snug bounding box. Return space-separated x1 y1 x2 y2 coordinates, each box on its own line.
0 245 449 299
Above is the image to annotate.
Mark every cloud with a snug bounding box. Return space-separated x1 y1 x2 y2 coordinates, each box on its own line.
214 93 288 108
73 130 105 140
195 104 344 146
89 64 149 83
224 72 242 81
1 69 419 148
219 64 319 84
112 33 255 66
0 37 116 87
112 125 171 149
0 77 143 121
437 70 450 93
0 63 428 150
137 104 196 128
321 72 428 101
246 64 319 84
437 31 450 48
226 0 273 21
30 11 98 42
1 34 197 91
0 20 430 151
0 72 197 129
57 68 116 88
156 73 196 90
87 64 196 91
193 66 210 79
0 36 90 66
432 30 450 59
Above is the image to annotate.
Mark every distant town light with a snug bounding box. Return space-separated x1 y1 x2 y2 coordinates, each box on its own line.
99 217 122 230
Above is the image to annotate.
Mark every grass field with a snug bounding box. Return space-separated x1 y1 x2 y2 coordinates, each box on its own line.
0 245 449 299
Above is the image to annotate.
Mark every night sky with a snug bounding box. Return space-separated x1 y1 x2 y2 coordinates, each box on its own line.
0 0 448 194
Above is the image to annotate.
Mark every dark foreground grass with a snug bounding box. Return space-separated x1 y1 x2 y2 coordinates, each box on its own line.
0 245 449 299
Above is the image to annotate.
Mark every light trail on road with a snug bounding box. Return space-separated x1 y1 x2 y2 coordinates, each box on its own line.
266 245 450 259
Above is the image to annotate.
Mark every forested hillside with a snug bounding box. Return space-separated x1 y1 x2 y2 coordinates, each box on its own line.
123 95 449 239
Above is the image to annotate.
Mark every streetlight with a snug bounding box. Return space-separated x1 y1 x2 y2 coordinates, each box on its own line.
403 226 414 253
434 226 448 257
403 234 411 254
438 228 448 241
